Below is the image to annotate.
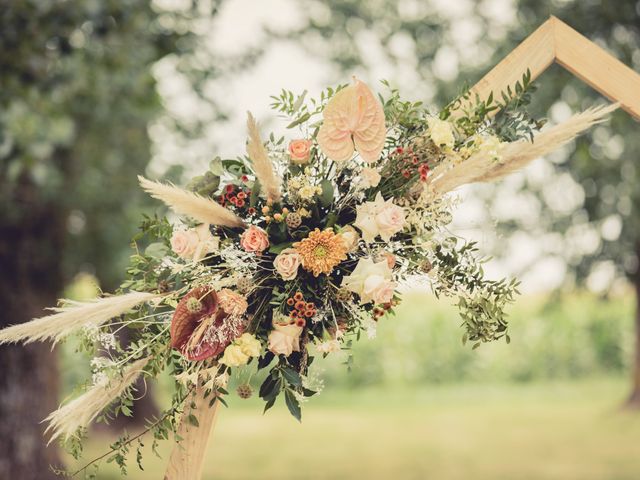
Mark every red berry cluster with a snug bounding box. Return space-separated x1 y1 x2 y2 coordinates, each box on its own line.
393 146 430 182
219 182 256 215
286 292 317 327
372 301 396 319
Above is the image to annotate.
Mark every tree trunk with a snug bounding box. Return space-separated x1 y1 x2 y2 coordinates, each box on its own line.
0 174 64 478
627 265 640 408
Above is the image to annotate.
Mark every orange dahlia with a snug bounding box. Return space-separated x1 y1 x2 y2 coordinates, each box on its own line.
294 228 347 277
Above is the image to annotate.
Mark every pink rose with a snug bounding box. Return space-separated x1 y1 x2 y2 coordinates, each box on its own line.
171 229 199 259
240 226 269 253
274 248 301 281
375 203 405 242
268 323 303 356
288 139 313 165
362 274 395 304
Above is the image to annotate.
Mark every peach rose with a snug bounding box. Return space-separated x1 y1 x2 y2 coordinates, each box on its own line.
274 248 301 281
268 323 303 356
218 289 248 316
171 229 199 259
288 139 313 165
339 225 360 253
240 225 269 253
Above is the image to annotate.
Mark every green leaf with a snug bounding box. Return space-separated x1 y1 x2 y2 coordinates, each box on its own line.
284 390 302 422
269 242 294 255
281 366 302 387
145 242 168 260
319 179 334 207
250 180 261 207
286 112 311 129
187 414 199 427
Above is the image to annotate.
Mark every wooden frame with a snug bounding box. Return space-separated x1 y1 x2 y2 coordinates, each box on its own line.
470 16 640 120
163 16 640 480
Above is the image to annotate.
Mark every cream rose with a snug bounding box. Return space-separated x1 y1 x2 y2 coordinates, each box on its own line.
339 225 360 253
362 274 395 304
274 248 301 280
219 344 249 367
237 333 262 357
341 257 397 305
360 167 381 189
288 139 313 165
240 225 269 253
354 193 405 243
268 323 303 356
171 229 199 259
375 202 406 242
428 117 455 148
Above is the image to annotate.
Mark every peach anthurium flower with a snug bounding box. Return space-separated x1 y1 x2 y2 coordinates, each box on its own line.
317 78 386 163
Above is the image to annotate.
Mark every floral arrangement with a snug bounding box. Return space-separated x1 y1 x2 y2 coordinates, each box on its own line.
0 73 615 476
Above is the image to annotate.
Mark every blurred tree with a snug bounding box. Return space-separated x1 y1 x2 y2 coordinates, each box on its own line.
290 0 640 405
462 0 640 407
0 0 219 476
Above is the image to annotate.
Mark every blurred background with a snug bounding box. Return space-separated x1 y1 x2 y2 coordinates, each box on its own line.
1 0 640 478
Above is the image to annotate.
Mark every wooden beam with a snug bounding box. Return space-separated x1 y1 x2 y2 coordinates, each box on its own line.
553 17 640 119
468 15 640 121
469 17 556 104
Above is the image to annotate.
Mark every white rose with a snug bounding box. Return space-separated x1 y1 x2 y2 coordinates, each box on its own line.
428 117 455 148
268 323 303 356
274 248 301 281
374 201 405 242
341 257 397 304
354 193 405 243
360 167 381 189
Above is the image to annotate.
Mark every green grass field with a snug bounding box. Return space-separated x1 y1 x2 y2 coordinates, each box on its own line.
69 378 640 480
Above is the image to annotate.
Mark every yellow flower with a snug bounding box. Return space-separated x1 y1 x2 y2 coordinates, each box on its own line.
428 117 455 149
219 344 249 367
237 333 262 357
294 229 347 277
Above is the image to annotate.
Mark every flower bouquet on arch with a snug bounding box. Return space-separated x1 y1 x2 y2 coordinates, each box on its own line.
0 73 616 476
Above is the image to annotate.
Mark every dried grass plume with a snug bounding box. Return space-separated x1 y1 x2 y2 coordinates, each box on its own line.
0 291 159 345
44 356 151 443
246 112 282 202
138 176 245 228
431 103 619 194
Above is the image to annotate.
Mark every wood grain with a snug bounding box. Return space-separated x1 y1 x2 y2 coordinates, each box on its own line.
553 17 640 120
469 18 556 105
164 388 221 480
466 16 640 121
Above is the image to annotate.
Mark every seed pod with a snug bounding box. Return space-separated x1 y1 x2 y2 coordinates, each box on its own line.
286 212 302 229
236 384 253 399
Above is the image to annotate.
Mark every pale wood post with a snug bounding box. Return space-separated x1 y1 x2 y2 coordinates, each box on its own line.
164 388 221 480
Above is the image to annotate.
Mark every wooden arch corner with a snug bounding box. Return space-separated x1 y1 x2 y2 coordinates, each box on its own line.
470 16 640 120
